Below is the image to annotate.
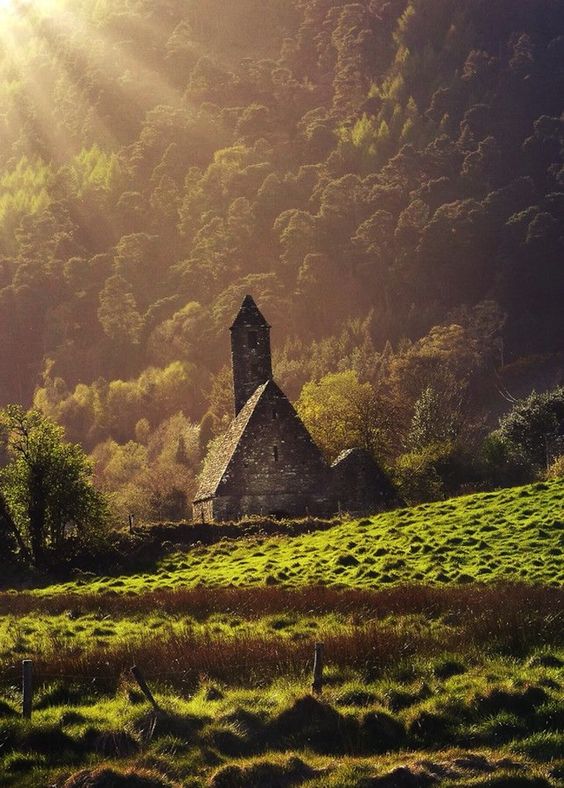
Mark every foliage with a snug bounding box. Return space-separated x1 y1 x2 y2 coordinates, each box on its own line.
546 454 564 480
393 442 451 503
0 0 560 514
495 387 564 472
407 387 458 451
92 412 200 523
0 406 109 566
295 370 396 463
479 431 535 489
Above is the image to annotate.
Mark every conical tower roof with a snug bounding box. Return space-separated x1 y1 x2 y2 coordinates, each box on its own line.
230 295 270 330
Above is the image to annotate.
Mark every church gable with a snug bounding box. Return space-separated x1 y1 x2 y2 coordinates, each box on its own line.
194 382 268 503
331 448 398 512
217 380 329 500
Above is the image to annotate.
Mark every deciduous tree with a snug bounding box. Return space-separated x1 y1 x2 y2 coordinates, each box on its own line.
0 406 109 566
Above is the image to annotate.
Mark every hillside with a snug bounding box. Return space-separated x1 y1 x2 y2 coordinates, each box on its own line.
0 0 561 519
0 481 562 786
0 3 562 783
0 496 562 785
37 477 564 596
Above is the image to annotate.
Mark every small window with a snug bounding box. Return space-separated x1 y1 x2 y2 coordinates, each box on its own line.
248 330 258 348
273 445 279 462
272 408 278 420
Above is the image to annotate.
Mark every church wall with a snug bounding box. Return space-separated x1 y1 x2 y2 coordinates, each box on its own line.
202 493 331 522
218 386 334 516
192 498 214 523
332 449 397 514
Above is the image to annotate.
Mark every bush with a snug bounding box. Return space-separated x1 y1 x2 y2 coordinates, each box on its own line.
496 387 564 472
546 454 564 480
480 432 534 488
393 443 450 503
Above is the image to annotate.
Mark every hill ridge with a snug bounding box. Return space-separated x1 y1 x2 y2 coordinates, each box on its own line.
39 478 563 596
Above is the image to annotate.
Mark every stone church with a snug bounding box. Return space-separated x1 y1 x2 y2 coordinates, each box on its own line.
193 296 395 523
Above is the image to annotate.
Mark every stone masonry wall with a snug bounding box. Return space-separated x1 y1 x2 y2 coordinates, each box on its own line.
231 321 272 415
217 384 333 519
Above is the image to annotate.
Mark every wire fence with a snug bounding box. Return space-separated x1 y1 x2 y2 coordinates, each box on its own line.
0 646 326 719
0 656 315 684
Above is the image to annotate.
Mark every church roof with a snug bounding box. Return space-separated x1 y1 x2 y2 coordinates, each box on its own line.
194 380 270 502
331 448 360 466
230 294 271 330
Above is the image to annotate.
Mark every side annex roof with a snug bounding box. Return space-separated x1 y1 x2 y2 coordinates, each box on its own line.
194 381 269 502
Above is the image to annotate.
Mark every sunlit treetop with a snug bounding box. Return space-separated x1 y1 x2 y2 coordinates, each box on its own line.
0 0 60 19
0 0 28 14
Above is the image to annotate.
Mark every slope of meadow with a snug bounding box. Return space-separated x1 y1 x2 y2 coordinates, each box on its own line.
37 478 564 597
1 481 562 786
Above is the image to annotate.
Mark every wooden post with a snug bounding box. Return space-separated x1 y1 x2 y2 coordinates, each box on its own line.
131 665 159 711
312 642 324 695
22 660 33 720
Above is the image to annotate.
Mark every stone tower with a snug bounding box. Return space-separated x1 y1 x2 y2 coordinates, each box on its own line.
230 294 273 414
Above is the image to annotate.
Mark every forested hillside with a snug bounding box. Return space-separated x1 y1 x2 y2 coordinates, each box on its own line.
0 0 562 520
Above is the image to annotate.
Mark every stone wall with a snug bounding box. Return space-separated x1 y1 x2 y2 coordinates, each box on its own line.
230 298 272 414
192 498 214 523
217 382 333 519
332 448 397 514
211 492 333 521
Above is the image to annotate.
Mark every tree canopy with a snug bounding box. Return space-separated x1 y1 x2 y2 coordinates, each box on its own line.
0 406 109 565
0 0 561 514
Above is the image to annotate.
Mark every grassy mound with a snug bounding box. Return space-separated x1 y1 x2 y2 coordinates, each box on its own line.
35 479 563 596
0 481 561 786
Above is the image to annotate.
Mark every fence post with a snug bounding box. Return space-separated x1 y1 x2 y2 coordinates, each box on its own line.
22 660 33 720
131 665 160 711
312 642 324 695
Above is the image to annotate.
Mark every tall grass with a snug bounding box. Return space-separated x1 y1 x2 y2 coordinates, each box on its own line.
1 582 561 622
1 584 560 691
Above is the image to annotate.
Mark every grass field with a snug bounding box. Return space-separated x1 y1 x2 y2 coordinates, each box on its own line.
0 479 562 786
33 478 564 596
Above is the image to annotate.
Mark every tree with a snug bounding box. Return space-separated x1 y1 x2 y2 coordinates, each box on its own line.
0 406 109 566
495 387 564 472
97 273 142 346
407 385 459 451
295 370 396 463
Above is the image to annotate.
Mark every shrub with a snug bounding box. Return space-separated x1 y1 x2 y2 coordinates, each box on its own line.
546 454 564 479
393 443 450 503
480 432 534 488
496 387 564 472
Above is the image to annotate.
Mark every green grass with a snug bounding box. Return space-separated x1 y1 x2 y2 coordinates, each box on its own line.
0 479 562 786
0 651 562 786
34 478 563 596
0 609 365 667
